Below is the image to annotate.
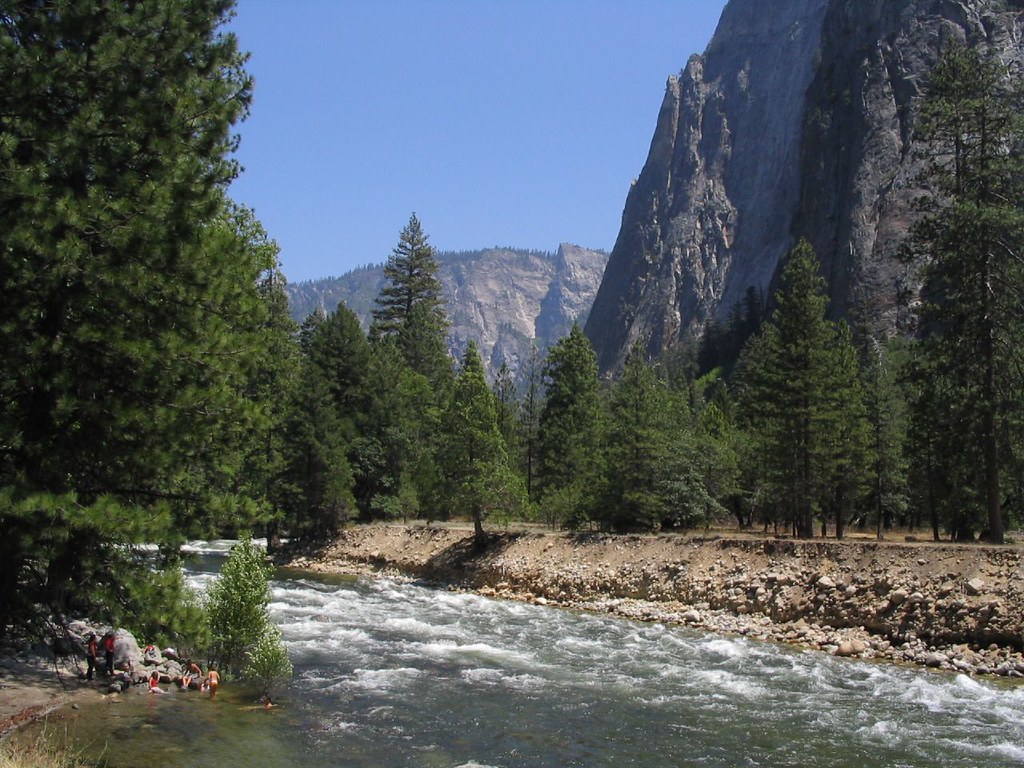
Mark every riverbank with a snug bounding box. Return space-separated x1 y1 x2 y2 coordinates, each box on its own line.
0 655 93 742
289 524 1024 678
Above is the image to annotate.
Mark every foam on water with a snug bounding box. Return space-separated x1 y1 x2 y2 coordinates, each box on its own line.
182 538 278 555
175 560 1024 768
347 666 424 692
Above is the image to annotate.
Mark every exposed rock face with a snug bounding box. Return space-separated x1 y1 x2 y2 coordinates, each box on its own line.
286 244 608 381
586 0 1024 375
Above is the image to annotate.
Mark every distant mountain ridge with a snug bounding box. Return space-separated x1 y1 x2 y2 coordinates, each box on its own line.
285 244 609 379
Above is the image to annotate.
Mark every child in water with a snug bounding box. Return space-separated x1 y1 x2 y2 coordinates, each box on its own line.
205 666 220 699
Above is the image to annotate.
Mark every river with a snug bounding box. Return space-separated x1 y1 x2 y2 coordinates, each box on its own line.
37 542 1024 767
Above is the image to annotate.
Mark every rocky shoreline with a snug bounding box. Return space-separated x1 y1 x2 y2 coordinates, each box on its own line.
290 524 1024 679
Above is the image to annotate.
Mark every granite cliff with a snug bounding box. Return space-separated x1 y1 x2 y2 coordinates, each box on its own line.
586 0 1024 374
286 244 608 380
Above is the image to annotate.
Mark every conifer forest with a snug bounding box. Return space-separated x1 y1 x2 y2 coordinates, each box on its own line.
2 0 1024 657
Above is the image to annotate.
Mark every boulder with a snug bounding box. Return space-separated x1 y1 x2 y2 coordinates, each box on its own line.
888 589 909 607
834 638 869 657
113 629 143 671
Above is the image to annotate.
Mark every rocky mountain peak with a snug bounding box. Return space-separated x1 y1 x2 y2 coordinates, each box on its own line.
585 0 1024 375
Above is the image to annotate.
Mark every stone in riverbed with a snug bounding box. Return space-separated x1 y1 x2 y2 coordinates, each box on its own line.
835 639 869 657
888 588 909 607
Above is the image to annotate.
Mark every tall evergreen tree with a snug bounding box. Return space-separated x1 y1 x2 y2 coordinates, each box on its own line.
275 307 361 543
818 323 871 539
438 343 525 545
355 338 439 521
238 242 300 552
739 241 868 538
0 0 265 640
861 337 909 540
536 324 604 529
492 360 520 457
907 41 1024 543
304 302 371 442
517 344 544 503
600 348 670 531
371 214 451 389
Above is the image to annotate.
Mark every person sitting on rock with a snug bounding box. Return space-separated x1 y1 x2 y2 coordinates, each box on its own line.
181 660 202 690
148 670 165 694
143 644 161 665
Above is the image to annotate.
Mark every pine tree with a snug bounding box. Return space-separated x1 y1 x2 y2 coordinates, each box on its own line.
354 338 439 521
861 337 909 539
438 343 525 545
277 355 356 543
493 360 519 455
907 41 1024 543
818 323 871 539
371 214 451 390
517 345 544 503
739 241 868 538
600 348 670 531
304 302 371 442
536 324 605 529
0 0 268 640
241 259 301 552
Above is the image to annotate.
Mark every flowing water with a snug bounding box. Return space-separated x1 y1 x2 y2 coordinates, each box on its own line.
32 542 1024 767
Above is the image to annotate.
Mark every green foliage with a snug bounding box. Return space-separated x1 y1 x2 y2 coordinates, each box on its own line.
697 286 765 378
0 0 260 507
243 622 293 699
599 349 671 531
239 264 302 548
860 337 909 538
738 241 869 538
537 325 605 528
206 538 273 675
206 538 291 696
0 491 162 639
125 565 211 657
0 0 284 641
517 345 544 502
273 304 366 543
438 343 525 542
304 303 371 439
371 214 452 390
493 361 520 456
355 338 442 521
905 40 1024 542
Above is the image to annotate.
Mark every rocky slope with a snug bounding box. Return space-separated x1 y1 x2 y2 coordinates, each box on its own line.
586 0 1024 374
292 525 1024 678
286 244 608 380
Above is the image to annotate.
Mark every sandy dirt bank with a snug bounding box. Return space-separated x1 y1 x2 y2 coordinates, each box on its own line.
0 656 95 741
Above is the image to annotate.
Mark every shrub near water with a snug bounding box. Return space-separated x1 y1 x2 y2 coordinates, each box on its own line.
206 538 292 696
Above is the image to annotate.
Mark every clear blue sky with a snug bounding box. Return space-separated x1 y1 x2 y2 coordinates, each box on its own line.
227 1 728 284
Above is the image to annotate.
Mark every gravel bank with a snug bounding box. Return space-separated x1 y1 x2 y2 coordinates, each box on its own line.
290 524 1024 679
